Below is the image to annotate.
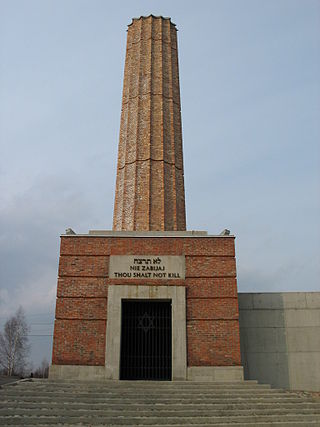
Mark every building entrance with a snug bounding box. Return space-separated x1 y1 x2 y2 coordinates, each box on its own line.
120 300 172 380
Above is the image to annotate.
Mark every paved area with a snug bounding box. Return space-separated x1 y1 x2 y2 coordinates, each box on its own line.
0 376 21 386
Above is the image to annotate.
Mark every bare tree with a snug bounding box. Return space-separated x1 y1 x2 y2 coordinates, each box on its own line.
0 307 30 376
34 357 49 378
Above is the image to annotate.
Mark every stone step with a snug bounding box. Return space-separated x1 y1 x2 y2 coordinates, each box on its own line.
2 407 320 417
2 394 313 405
3 424 320 427
2 424 320 427
3 395 303 405
18 383 270 388
38 378 262 387
7 382 272 391
11 382 271 391
13 384 272 394
3 388 286 399
4 390 280 398
2 401 320 410
13 387 274 394
1 379 319 426
1 413 320 425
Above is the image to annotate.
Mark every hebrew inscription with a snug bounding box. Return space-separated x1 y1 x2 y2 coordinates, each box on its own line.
109 255 185 279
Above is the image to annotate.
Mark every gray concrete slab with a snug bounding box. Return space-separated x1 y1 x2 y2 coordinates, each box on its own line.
239 292 320 391
306 293 320 309
239 309 286 328
240 327 288 353
285 309 320 327
238 293 254 309
282 293 308 309
252 293 285 310
286 327 320 352
242 352 290 389
288 352 320 391
187 367 243 382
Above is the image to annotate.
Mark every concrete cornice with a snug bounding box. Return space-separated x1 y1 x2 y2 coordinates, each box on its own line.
61 230 235 238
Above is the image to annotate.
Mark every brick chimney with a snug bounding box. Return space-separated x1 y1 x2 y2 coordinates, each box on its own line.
113 16 186 231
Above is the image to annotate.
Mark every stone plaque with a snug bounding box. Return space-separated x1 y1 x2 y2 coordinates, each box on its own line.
109 255 185 280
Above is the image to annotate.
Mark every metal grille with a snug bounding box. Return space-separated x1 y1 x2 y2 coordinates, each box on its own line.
120 300 172 380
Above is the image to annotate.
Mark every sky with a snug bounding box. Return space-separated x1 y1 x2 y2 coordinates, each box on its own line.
0 0 319 368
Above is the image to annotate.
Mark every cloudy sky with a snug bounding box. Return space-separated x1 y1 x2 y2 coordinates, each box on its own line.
1 0 319 367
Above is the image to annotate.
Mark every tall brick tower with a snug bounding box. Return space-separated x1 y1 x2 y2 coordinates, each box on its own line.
50 16 243 383
113 16 186 231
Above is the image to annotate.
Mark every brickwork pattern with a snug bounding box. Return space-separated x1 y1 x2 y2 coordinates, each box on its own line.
113 16 186 231
52 319 106 366
52 236 241 367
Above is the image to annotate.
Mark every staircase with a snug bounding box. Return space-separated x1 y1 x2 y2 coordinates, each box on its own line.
1 379 320 426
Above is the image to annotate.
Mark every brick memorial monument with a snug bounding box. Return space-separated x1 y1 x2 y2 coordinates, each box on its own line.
50 16 243 381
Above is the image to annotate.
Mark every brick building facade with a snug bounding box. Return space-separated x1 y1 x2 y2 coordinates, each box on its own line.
50 16 243 381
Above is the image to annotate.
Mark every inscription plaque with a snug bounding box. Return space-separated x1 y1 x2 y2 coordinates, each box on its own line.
109 255 185 280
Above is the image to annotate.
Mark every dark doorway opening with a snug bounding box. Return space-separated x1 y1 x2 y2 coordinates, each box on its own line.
120 300 172 380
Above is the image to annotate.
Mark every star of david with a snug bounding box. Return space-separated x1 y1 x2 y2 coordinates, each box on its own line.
138 312 154 333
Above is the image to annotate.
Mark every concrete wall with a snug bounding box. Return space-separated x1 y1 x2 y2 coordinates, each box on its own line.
239 292 320 391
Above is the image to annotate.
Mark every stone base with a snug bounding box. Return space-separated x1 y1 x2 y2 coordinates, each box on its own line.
49 365 107 381
50 364 244 382
187 366 244 382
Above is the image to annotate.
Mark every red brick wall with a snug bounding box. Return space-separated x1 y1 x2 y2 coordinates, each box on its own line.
113 17 186 232
52 235 241 367
52 320 106 365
